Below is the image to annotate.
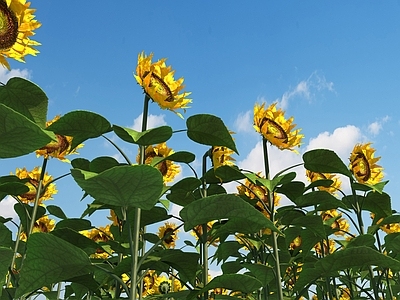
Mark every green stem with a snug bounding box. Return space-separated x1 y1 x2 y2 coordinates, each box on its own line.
102 135 132 165
6 224 23 287
131 94 150 300
262 139 283 300
201 152 209 300
28 158 48 237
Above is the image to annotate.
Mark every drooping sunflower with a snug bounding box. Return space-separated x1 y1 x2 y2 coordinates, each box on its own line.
157 222 179 249
349 142 383 185
210 146 235 169
19 215 55 241
320 209 350 236
253 102 303 152
13 166 57 204
305 170 342 195
80 225 113 259
134 52 191 118
36 115 83 162
138 142 180 183
0 0 41 70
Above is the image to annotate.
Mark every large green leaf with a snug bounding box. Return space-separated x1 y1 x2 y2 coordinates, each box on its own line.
14 203 46 233
47 110 112 149
293 191 349 211
303 149 352 177
0 77 48 127
180 194 279 233
71 165 163 209
167 177 201 206
0 104 55 158
113 125 172 145
0 175 29 200
0 248 13 289
186 114 238 153
0 223 12 248
15 233 92 297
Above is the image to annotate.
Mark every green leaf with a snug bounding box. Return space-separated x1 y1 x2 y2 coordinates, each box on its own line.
202 274 262 294
14 203 46 233
303 149 352 177
47 110 112 149
243 263 275 287
293 191 349 211
71 165 163 209
214 241 244 264
139 206 170 227
113 125 172 145
346 234 375 248
384 233 400 253
214 165 246 182
0 223 12 248
276 181 305 202
89 156 120 173
186 114 238 154
180 194 279 234
71 158 91 171
46 205 68 219
291 215 326 239
0 104 55 158
15 233 92 298
164 151 195 163
54 218 92 231
159 249 199 283
0 175 29 200
0 77 48 127
167 177 201 207
0 248 13 288
50 228 99 255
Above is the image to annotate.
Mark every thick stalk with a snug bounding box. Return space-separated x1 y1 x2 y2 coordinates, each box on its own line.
262 139 283 300
131 94 150 300
28 158 48 236
201 152 209 300
6 224 23 287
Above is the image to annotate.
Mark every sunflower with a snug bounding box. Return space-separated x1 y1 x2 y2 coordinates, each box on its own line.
19 215 55 241
138 142 180 183
372 213 400 234
314 238 337 256
81 225 113 259
305 170 342 195
191 221 220 246
237 174 280 219
253 102 303 152
349 142 383 185
0 0 41 70
210 146 235 169
157 222 179 249
320 209 350 236
142 270 164 297
13 166 57 204
289 236 302 250
36 115 83 162
134 52 191 118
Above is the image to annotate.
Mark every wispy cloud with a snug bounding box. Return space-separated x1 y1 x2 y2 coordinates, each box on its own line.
131 113 167 131
0 68 31 83
367 116 390 136
233 110 254 134
278 71 334 110
0 196 18 220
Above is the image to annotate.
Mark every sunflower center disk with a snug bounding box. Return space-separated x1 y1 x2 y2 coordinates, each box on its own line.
0 2 18 50
149 73 174 102
261 118 288 143
355 153 371 181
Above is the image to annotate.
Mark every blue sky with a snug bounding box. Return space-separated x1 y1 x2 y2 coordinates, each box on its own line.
1 1 400 235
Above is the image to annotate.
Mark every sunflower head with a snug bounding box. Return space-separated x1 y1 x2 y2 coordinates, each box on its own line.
349 143 383 185
80 225 113 259
157 222 178 249
19 215 55 241
137 142 180 183
321 209 350 236
35 116 83 162
253 102 303 152
13 166 57 204
305 170 342 195
0 0 41 70
210 146 235 170
191 221 220 246
134 52 191 118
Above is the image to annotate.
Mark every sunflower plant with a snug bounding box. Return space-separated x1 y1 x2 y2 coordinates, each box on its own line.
1 26 400 300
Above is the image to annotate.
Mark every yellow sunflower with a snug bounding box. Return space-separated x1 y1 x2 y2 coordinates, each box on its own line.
211 146 235 169
237 174 280 219
13 166 57 204
314 238 337 256
321 209 350 236
253 102 303 152
19 215 55 241
80 225 113 259
349 142 383 185
36 115 83 162
0 0 41 70
305 170 342 195
138 142 180 183
134 52 191 118
157 222 179 249
191 221 220 246
142 270 163 297
372 213 400 234
289 236 302 250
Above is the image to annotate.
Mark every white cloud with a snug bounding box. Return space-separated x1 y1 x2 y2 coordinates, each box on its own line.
0 196 18 220
0 68 31 83
233 110 253 133
367 116 390 136
278 71 334 110
305 125 363 162
131 113 167 131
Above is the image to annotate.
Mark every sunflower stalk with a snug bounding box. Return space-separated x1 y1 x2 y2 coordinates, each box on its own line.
201 152 209 300
262 138 283 300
